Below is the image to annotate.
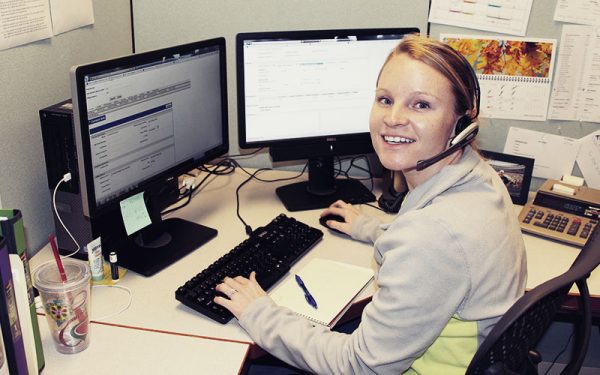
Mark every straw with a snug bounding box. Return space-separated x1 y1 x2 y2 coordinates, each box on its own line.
49 234 67 282
48 234 87 326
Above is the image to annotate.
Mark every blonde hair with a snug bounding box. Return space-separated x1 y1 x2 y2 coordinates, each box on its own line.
378 35 479 120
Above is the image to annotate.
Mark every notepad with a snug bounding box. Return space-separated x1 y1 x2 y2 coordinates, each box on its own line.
270 258 374 328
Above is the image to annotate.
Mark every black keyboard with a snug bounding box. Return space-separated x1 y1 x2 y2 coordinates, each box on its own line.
175 214 323 323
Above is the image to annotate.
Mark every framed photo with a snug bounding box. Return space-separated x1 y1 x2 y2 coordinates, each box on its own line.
480 150 534 205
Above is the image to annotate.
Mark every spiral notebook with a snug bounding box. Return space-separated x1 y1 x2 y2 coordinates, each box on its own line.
270 258 374 327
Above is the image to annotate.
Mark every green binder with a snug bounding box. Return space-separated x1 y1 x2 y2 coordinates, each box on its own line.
0 209 44 373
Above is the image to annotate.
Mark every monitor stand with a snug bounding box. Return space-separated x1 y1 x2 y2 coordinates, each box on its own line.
117 218 217 277
275 156 375 211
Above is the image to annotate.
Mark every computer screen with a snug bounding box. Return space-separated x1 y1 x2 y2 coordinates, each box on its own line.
71 38 228 276
236 28 419 211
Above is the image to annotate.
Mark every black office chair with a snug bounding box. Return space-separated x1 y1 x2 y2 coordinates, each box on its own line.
466 226 600 375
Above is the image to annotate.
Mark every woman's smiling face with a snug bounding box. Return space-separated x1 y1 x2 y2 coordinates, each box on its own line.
369 53 463 187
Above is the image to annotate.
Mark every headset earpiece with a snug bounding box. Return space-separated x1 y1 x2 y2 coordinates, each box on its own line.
454 52 480 138
455 115 472 136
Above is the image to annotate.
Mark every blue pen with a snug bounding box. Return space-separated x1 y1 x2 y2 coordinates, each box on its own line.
295 274 318 309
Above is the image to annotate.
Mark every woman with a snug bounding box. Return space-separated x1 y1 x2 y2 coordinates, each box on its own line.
215 35 527 374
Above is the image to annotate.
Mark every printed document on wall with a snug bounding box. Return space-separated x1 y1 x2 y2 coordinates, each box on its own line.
442 34 556 121
554 0 600 26
50 0 94 35
576 130 600 189
504 127 579 180
0 0 52 51
429 0 533 36
548 25 600 123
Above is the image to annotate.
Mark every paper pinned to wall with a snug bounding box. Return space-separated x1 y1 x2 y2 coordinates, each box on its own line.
442 34 556 121
0 0 53 51
503 127 579 180
429 0 533 36
49 0 94 35
547 25 600 123
576 130 600 189
554 0 600 26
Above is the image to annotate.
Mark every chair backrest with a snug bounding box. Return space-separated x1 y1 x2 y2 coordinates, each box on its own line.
466 226 600 375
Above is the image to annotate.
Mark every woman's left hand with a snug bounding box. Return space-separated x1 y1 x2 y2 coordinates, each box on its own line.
214 272 267 319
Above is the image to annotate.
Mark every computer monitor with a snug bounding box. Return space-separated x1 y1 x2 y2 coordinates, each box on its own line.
236 27 419 211
71 38 229 276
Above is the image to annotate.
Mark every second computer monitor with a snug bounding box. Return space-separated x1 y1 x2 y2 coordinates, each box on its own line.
236 28 419 211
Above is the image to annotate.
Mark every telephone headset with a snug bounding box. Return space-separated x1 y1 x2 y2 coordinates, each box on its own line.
378 50 481 212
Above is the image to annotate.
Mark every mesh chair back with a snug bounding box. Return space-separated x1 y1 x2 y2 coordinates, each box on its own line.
466 226 600 375
466 284 571 374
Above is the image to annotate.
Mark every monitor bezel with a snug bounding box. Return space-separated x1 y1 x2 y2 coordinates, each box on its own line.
236 27 419 157
71 37 229 219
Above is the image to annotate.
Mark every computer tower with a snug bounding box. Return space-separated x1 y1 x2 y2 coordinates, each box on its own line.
39 99 94 258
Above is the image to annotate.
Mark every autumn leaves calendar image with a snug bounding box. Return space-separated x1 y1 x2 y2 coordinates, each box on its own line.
442 34 556 121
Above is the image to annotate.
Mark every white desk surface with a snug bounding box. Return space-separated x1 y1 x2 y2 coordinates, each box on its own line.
31 167 600 372
37 315 250 374
31 169 380 346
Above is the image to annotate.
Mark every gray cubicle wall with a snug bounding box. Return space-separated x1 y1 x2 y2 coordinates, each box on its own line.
429 0 598 190
132 0 430 168
0 0 132 254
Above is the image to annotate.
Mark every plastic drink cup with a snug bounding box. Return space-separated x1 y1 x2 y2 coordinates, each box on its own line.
33 259 91 354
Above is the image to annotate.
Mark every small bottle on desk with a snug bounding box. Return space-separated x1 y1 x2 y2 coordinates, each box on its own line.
109 252 119 281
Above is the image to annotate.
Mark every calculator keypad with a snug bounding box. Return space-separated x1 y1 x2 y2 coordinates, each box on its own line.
519 205 598 246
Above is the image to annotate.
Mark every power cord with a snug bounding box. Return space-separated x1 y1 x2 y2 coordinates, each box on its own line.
230 160 308 234
52 172 80 257
90 284 133 321
543 330 575 375
161 159 237 215
235 167 272 235
160 150 374 236
160 154 308 235
34 284 133 321
334 155 376 192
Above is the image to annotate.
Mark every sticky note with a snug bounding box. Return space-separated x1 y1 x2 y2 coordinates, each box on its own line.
119 192 152 236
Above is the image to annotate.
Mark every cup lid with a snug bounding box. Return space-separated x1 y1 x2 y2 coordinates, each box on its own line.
33 259 91 293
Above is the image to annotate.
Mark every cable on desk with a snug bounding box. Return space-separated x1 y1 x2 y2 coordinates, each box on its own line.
161 149 376 235
543 330 574 375
34 285 134 322
162 151 310 234
91 284 133 321
235 168 272 234
161 159 237 215
231 160 308 234
334 154 376 192
161 184 194 215
52 173 81 257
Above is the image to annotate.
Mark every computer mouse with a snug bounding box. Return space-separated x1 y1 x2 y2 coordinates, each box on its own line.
319 214 346 234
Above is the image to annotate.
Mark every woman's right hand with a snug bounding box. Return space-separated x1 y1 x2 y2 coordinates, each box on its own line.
319 200 361 236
